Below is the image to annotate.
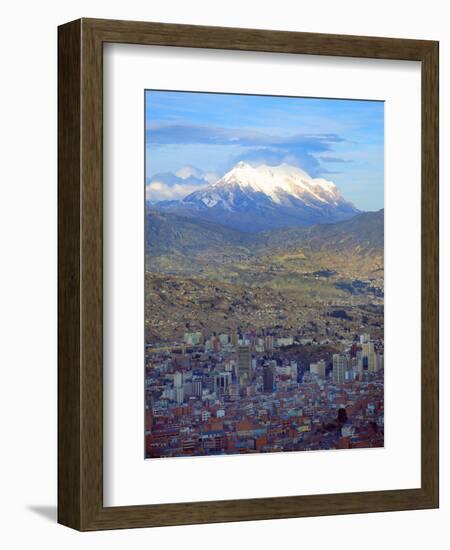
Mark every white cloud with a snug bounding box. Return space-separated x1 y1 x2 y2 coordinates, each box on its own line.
203 171 219 184
146 180 208 201
175 165 202 179
146 165 220 201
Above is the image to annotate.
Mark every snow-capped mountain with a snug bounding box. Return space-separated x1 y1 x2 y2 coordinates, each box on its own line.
184 162 349 209
153 162 360 232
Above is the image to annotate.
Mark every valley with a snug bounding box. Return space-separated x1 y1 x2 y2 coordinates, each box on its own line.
145 208 384 344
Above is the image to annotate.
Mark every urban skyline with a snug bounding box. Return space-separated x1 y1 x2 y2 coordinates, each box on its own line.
145 327 384 458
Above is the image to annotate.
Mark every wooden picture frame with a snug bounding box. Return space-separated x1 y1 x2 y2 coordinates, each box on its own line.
58 18 439 531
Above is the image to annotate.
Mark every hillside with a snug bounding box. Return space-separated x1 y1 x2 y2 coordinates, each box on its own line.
146 209 249 256
146 208 384 262
146 208 383 307
254 209 384 255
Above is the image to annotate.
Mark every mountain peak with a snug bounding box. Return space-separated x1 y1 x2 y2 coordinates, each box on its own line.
154 162 360 232
212 162 341 206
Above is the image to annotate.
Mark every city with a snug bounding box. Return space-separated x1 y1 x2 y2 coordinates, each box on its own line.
145 328 384 458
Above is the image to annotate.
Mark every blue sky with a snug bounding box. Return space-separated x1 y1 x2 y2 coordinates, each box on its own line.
145 90 384 211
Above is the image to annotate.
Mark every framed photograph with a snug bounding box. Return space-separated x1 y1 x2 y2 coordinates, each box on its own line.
58 18 439 530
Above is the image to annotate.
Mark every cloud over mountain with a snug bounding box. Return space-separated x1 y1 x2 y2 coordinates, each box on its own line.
146 165 218 201
146 123 349 177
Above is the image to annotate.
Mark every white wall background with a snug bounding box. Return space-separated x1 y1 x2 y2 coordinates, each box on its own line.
0 1 447 547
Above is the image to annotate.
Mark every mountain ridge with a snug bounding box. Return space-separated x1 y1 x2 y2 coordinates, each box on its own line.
150 162 360 232
146 207 384 258
146 208 384 311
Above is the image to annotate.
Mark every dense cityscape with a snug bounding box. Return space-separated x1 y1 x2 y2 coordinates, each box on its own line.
145 327 384 458
144 92 385 460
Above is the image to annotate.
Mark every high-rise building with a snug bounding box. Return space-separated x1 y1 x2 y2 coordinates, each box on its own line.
290 362 298 381
368 351 378 372
345 368 355 381
231 331 239 349
183 381 193 398
237 345 252 383
192 377 202 397
214 372 232 396
332 354 347 384
264 334 274 351
362 342 375 357
310 359 327 378
263 364 275 392
377 354 384 371
174 371 183 388
229 384 240 401
175 386 184 404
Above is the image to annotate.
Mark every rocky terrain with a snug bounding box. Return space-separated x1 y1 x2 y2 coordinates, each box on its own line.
145 208 384 343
